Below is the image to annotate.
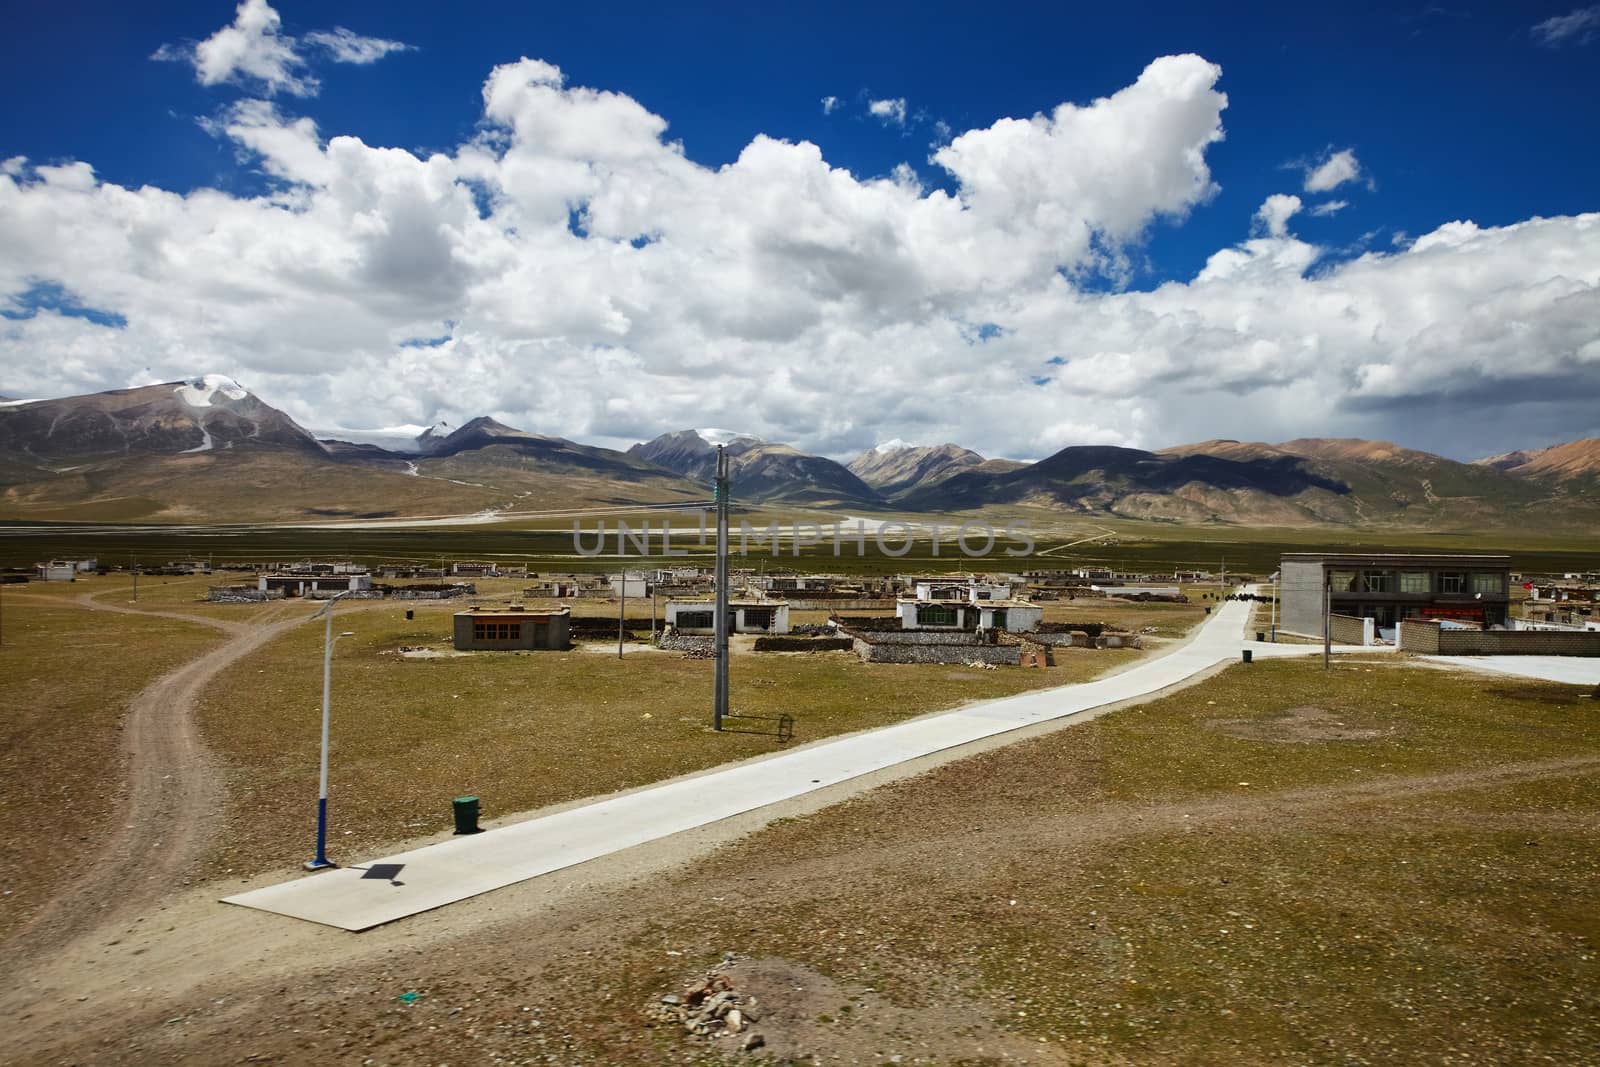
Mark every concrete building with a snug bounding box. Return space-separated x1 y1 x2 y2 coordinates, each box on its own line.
258 571 374 597
608 574 651 599
1279 553 1512 636
1092 584 1183 600
895 598 1041 632
453 605 571 651
911 577 1013 602
35 560 79 581
977 600 1043 632
665 598 790 635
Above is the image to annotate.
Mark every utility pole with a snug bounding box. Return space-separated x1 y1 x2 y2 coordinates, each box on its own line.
132 557 139 603
1270 571 1278 641
1322 570 1332 671
713 445 730 731
618 570 626 660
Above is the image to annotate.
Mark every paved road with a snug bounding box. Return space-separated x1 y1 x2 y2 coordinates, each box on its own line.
1421 654 1600 685
229 592 1315 930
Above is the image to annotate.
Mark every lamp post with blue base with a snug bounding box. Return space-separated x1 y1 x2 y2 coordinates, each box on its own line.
306 589 355 870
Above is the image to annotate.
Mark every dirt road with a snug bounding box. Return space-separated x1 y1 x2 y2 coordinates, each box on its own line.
3 594 303 962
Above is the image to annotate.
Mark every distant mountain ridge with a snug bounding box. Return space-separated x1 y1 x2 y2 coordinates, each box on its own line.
847 442 1024 498
0 379 1595 527
1474 438 1600 485
629 430 883 506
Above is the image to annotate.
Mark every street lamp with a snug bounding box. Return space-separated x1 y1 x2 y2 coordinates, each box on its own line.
306 589 355 870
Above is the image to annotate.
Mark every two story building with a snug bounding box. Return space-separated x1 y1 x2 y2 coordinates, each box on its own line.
1279 553 1511 636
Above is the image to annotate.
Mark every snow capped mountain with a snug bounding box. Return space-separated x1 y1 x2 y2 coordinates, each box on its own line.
0 378 322 460
173 374 249 407
694 427 762 447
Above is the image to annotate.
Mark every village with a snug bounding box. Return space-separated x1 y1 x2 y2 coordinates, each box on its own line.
22 553 1600 670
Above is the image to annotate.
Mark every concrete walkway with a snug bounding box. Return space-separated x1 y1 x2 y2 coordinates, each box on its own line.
1421 654 1600 685
225 592 1293 931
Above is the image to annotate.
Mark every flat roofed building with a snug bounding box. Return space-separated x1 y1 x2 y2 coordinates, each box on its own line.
665 598 790 635
258 572 374 597
1279 553 1512 634
452 605 571 650
912 577 1013 602
896 598 1042 632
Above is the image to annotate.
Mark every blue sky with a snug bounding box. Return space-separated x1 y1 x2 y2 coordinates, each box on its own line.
2 2 1598 459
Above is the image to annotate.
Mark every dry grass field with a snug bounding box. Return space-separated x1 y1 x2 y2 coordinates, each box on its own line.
0 589 220 938
34 654 1598 1066
598 656 1598 1064
194 598 1143 876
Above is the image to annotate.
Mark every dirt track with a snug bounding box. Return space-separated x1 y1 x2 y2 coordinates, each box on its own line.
3 594 303 962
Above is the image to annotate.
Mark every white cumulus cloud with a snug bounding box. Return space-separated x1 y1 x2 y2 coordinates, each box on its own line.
1308 199 1348 217
1302 148 1365 193
152 0 409 97
1253 194 1302 237
2 54 1596 462
820 95 840 115
867 97 907 126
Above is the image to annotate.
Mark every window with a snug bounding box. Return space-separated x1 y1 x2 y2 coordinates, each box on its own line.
1438 572 1466 594
920 605 958 626
1471 573 1503 595
1361 570 1392 593
473 621 522 641
1328 570 1357 592
1400 572 1430 594
676 611 714 629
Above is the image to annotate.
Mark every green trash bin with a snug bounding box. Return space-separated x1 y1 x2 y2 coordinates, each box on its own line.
453 796 481 835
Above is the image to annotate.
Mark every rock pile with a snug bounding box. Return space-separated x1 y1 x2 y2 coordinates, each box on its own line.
645 971 765 1051
657 632 715 658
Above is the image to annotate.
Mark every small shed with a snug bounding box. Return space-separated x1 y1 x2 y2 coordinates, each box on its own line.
453 605 572 651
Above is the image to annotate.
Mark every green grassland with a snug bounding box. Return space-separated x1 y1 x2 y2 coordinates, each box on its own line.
4 506 1599 577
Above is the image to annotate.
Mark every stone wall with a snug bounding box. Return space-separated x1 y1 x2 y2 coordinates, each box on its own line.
752 636 855 652
1441 629 1600 655
206 585 284 603
1400 619 1600 655
1030 631 1092 648
385 583 476 600
851 638 1021 665
1329 613 1373 646
1397 619 1441 653
782 598 897 611
848 629 991 646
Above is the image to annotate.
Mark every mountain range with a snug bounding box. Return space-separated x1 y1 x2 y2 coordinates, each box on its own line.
0 376 1596 528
